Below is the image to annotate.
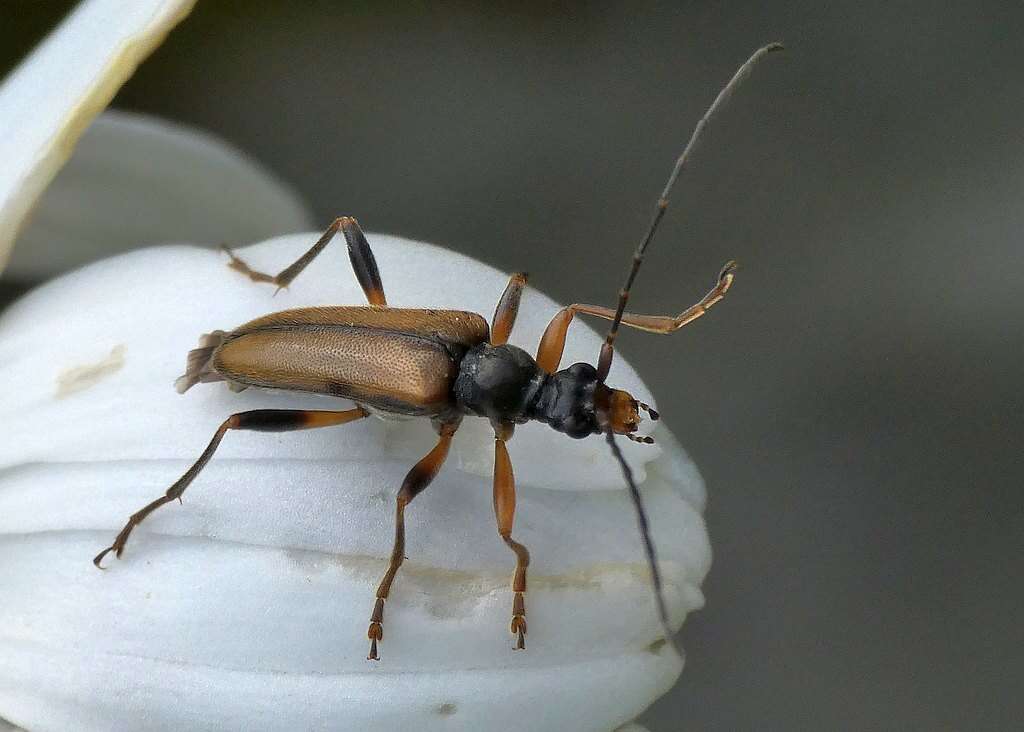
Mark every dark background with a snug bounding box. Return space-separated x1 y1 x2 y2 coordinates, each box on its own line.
3 2 1022 730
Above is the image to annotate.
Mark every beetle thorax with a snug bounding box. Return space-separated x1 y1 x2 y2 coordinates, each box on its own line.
453 343 546 424
453 344 603 438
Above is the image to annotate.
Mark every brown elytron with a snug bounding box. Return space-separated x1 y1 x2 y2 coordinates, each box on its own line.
93 44 783 659
211 309 487 415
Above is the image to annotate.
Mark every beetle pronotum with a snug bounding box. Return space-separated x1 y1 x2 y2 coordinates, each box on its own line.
93 44 783 660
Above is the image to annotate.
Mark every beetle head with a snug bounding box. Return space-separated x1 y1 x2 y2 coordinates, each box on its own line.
597 385 659 443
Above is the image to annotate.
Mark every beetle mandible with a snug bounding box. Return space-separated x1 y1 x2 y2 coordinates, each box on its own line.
93 44 783 660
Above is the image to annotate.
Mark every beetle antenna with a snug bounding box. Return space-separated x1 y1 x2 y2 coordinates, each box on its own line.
596 42 784 382
605 427 678 654
627 433 655 444
639 402 660 421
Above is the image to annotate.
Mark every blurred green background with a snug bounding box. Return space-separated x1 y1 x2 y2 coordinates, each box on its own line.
3 2 1022 730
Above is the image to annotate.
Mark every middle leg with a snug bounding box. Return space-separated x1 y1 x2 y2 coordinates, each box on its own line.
367 418 460 660
492 421 530 650
490 272 527 345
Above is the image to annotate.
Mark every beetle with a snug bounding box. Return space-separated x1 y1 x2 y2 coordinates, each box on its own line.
93 44 782 660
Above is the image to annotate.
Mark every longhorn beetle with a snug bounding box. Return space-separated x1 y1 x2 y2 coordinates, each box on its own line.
94 44 783 660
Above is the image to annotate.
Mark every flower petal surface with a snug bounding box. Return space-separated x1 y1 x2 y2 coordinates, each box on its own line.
7 111 314 280
0 235 710 731
0 0 196 273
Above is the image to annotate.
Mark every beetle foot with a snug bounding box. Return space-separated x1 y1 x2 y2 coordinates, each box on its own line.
221 245 278 286
367 597 385 660
92 543 122 569
367 622 383 660
510 591 527 650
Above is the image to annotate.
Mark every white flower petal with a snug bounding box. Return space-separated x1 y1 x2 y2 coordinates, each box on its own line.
0 0 196 274
0 235 710 731
7 111 315 280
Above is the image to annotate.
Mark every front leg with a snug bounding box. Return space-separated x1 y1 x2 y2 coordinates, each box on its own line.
492 421 530 649
535 261 736 372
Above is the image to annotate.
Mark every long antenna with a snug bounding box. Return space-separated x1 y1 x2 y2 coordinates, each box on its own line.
596 42 784 382
599 42 784 652
605 427 678 652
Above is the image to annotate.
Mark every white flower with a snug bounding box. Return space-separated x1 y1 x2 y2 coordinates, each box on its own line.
0 0 198 273
0 4 710 731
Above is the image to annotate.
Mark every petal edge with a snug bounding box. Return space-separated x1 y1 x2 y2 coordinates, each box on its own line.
0 0 196 274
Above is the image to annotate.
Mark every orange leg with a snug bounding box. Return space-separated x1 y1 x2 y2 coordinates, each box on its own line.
367 419 460 660
492 421 530 649
490 272 528 345
223 215 387 305
93 408 368 568
535 261 736 372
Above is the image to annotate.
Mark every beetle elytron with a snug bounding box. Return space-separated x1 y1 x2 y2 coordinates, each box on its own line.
94 44 783 659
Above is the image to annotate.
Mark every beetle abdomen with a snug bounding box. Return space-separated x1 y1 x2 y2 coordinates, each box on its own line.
174 330 231 394
214 325 462 416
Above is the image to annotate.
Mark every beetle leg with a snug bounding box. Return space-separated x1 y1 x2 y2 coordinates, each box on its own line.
492 421 530 650
534 261 736 372
92 407 368 568
339 217 387 307
490 272 527 345
223 216 387 305
367 418 460 660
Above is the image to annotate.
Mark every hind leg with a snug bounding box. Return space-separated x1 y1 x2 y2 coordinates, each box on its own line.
224 216 387 305
93 407 368 567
